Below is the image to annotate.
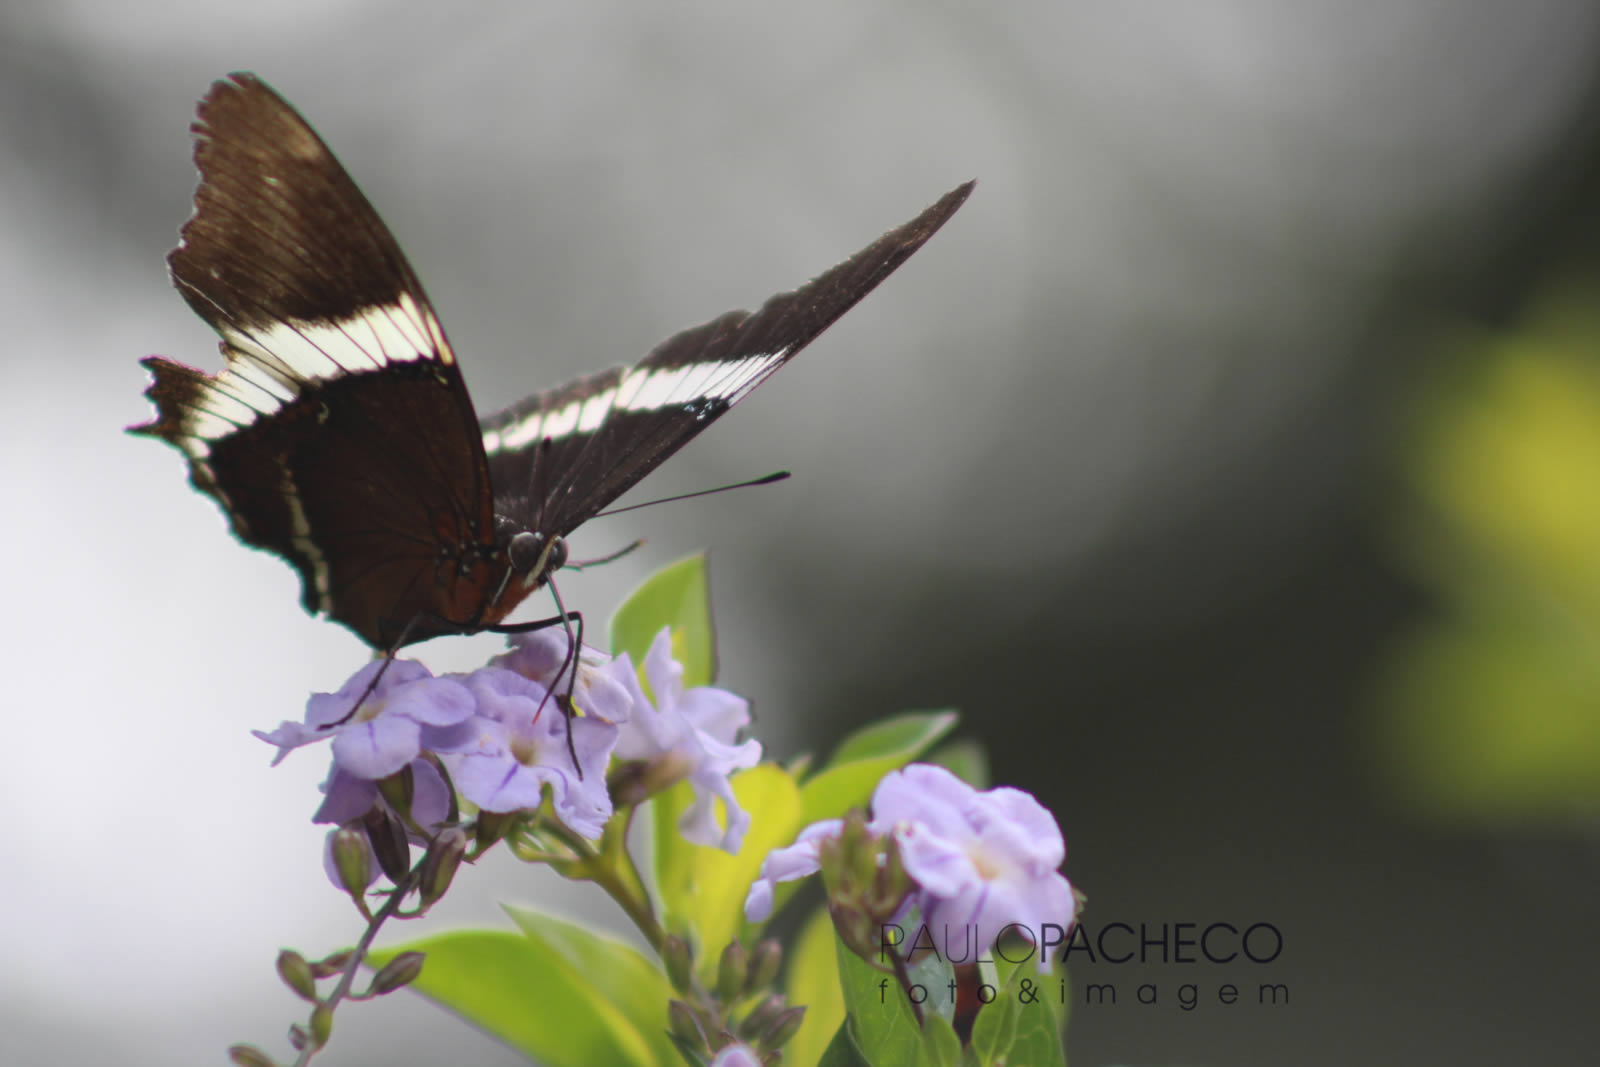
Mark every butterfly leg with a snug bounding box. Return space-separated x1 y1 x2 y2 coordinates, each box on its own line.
488 589 586 774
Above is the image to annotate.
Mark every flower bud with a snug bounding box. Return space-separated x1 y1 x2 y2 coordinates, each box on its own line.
227 1044 277 1067
331 827 372 902
475 808 519 850
362 807 411 883
663 935 695 993
310 950 354 979
866 838 912 918
309 1003 334 1048
736 993 785 1041
418 828 468 911
716 940 748 1002
745 939 782 994
275 950 317 1003
829 899 880 967
369 951 426 995
377 764 414 819
758 1004 807 1050
668 998 709 1051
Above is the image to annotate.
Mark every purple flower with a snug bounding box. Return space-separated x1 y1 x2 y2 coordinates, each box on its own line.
254 659 476 780
316 757 453 890
612 628 761 852
743 764 1076 967
492 629 633 724
877 765 1076 966
743 818 845 922
442 668 618 838
708 1045 762 1067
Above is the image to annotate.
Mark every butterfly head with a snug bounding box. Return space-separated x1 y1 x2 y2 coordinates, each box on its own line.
507 530 568 590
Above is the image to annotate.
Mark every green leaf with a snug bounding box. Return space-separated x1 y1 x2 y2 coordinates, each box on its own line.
968 992 1017 1064
652 764 803 963
817 1022 873 1067
369 929 666 1067
918 1014 962 1067
647 780 697 936
501 905 679 1067
975 960 1066 1067
784 909 848 1067
923 740 990 789
609 554 715 689
903 947 957 1026
834 933 923 1067
829 711 961 767
798 712 959 830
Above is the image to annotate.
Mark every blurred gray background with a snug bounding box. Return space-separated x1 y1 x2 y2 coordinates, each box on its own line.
4 1 1597 1064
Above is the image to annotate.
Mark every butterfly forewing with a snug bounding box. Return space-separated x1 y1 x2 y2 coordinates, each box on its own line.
132 73 500 648
480 181 975 541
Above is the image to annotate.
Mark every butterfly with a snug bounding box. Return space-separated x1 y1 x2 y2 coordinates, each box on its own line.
132 73 973 653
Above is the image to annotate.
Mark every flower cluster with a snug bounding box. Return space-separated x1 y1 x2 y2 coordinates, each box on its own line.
229 559 1084 1067
253 627 760 884
746 763 1078 967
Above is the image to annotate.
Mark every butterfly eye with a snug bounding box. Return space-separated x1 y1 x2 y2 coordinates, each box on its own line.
508 531 566 580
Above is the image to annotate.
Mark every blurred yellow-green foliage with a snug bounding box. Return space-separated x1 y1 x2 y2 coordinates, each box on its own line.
1376 285 1600 824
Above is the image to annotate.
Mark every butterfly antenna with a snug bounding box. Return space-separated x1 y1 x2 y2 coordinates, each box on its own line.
567 539 645 570
591 470 790 519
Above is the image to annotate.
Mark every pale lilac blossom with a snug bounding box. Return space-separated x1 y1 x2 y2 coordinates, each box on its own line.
743 764 1076 967
612 627 761 852
253 659 476 780
743 818 845 922
876 764 1076 967
442 668 618 838
708 1045 762 1067
492 629 632 724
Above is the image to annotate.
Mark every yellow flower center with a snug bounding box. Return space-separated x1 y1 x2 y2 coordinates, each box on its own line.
510 734 540 767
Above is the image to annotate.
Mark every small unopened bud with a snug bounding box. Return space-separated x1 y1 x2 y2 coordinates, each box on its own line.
828 899 879 966
475 809 519 850
377 764 414 818
309 1003 334 1048
604 760 651 809
310 950 355 979
866 839 912 918
331 827 372 902
759 1005 807 1050
736 994 786 1041
716 940 748 1002
745 940 782 994
362 807 411 883
663 935 695 993
667 998 709 1050
418 828 469 911
286 1024 308 1051
227 1044 276 1067
275 950 318 1003
635 750 697 800
369 951 426 995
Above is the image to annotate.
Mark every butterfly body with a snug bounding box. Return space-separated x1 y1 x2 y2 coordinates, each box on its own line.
133 73 972 650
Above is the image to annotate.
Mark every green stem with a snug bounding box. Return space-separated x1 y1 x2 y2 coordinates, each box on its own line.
291 864 420 1067
545 809 665 952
